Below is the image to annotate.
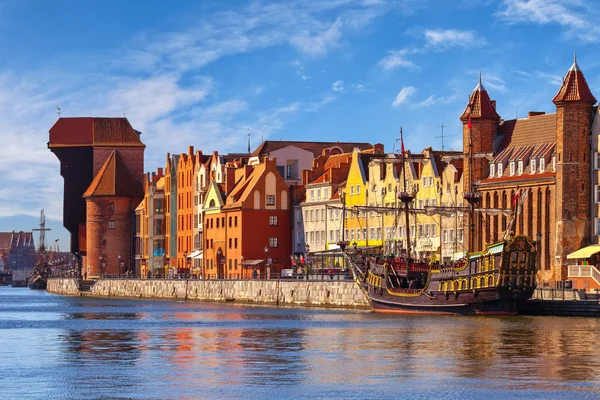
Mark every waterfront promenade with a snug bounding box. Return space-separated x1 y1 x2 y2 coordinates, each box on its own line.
47 275 370 308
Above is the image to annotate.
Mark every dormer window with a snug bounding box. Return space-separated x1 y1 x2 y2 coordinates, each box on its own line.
489 164 495 178
509 162 515 176
530 159 536 174
497 164 503 177
552 156 556 172
517 161 523 175
539 159 545 173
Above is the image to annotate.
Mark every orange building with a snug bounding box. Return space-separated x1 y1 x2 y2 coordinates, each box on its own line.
203 157 292 279
176 146 204 274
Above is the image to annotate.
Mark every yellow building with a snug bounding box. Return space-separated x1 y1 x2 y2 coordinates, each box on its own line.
342 147 386 248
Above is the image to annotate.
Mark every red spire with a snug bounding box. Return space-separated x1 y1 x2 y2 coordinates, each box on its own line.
460 72 500 122
553 53 596 104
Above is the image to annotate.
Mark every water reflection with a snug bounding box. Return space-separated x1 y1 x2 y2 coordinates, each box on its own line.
2 287 600 399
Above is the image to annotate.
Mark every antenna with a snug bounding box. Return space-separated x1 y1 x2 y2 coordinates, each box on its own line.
247 128 251 153
434 123 454 151
57 106 61 117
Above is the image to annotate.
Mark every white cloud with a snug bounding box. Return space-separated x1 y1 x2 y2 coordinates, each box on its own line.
332 80 345 92
392 86 416 107
423 29 483 48
378 49 417 70
513 70 563 86
290 18 343 57
483 74 507 93
496 0 600 42
351 83 367 93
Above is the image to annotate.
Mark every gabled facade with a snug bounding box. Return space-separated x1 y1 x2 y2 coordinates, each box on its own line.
135 168 165 277
164 153 179 273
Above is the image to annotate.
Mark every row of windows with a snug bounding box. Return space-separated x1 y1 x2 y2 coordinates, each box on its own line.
309 187 330 201
489 157 555 178
442 229 464 244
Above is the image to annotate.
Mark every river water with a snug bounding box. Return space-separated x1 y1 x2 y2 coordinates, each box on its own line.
1 287 599 399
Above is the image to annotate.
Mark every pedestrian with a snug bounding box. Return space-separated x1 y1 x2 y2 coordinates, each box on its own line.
328 268 334 280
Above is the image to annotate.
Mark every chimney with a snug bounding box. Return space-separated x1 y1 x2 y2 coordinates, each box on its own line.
158 167 164 176
188 145 194 155
528 111 545 118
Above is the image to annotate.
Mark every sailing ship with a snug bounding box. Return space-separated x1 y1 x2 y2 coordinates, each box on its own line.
345 127 538 315
27 260 49 290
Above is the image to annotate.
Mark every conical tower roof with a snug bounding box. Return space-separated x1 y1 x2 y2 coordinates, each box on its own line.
460 72 500 121
83 150 143 198
553 53 596 104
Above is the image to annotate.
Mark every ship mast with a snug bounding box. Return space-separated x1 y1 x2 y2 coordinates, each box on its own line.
398 127 415 259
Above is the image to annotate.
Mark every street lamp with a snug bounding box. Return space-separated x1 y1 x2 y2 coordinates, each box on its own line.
264 245 269 279
217 249 222 279
536 232 542 286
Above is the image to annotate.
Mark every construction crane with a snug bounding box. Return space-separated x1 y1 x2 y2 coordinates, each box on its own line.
32 209 51 254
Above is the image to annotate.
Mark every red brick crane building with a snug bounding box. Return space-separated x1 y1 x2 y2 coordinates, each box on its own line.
48 117 145 277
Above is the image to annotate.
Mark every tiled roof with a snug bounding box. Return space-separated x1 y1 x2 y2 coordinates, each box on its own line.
497 113 556 149
49 117 145 148
251 141 373 157
552 59 596 104
460 76 500 121
83 151 144 198
0 233 13 250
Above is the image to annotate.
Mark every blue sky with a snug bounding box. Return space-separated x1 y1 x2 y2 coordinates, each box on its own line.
0 0 597 248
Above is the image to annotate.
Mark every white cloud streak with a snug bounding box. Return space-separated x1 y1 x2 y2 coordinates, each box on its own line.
423 29 483 48
378 49 417 70
392 86 416 107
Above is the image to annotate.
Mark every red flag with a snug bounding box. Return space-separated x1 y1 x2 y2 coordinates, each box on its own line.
401 136 406 154
512 190 520 207
467 115 472 129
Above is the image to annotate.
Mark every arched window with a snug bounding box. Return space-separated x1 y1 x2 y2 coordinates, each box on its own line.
110 202 115 212
209 199 216 208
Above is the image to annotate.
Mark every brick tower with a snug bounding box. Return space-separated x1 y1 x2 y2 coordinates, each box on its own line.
552 54 596 280
459 74 500 251
48 118 145 275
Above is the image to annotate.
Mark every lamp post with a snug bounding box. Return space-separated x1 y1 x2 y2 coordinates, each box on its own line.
217 249 222 279
99 255 105 277
536 232 542 286
264 245 269 280
305 243 310 280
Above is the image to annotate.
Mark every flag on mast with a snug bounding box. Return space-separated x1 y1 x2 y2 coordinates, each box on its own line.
400 127 406 154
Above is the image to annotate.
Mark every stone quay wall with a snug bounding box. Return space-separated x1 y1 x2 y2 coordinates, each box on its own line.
47 278 369 308
47 278 80 296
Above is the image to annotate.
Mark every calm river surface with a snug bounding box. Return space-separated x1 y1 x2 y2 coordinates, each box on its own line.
1 287 600 399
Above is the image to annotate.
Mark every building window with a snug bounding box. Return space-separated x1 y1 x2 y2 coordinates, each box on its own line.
363 228 367 240
497 164 503 177
316 189 321 199
110 202 115 212
310 210 314 221
269 216 278 226
356 185 360 195
329 230 334 241
595 153 600 170
530 159 536 174
518 161 523 175
108 221 115 230
310 232 314 243
235 216 238 227
539 159 545 173
229 259 232 270
269 237 278 248
377 227 381 240
595 185 600 203
324 188 328 198
350 185 355 195
509 162 515 176
286 165 292 178
305 211 309 222
234 259 238 270
310 190 314 200
321 231 325 243
458 229 464 243
370 228 375 240
443 229 448 243
266 195 275 205
297 232 303 244
229 238 232 248
235 238 238 248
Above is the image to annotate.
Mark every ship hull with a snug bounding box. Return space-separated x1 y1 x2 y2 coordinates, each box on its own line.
359 281 535 315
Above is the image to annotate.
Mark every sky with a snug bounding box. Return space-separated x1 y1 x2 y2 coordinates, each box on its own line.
0 0 597 249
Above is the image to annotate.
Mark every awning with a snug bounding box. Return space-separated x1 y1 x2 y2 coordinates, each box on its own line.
193 251 203 260
567 245 600 259
241 259 264 266
187 250 201 258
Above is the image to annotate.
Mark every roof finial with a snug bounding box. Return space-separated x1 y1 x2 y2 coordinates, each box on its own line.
479 71 482 86
474 71 485 92
570 50 580 72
